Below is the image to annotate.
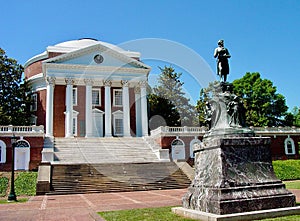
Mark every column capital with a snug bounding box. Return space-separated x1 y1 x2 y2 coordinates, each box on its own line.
84 78 94 86
104 80 112 87
139 80 148 88
65 78 75 85
134 87 141 94
46 77 56 85
121 80 129 87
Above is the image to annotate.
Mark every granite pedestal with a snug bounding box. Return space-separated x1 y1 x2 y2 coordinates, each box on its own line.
182 136 296 215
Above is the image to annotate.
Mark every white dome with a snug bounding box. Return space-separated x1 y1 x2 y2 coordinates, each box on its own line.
54 38 125 53
25 38 140 68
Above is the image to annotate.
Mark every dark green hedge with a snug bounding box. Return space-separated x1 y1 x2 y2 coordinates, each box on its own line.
273 160 300 180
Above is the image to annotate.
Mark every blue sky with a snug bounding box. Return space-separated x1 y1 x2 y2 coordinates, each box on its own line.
2 0 300 110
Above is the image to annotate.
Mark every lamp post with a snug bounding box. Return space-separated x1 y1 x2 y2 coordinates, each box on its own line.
8 134 17 201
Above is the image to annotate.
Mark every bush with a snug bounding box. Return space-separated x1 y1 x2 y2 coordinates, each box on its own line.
15 172 37 196
272 160 300 180
0 177 9 197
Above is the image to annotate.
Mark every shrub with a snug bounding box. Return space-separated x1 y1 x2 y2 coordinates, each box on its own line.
0 177 9 197
272 160 300 180
15 172 37 196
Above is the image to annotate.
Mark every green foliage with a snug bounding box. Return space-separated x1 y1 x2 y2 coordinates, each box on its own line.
0 177 9 197
15 172 37 196
98 206 196 221
272 160 300 180
150 66 198 126
0 198 28 204
0 48 33 125
232 72 289 127
148 94 181 128
291 107 300 127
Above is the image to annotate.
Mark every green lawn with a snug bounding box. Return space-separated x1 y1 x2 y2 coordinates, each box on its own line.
99 206 300 221
284 180 300 189
99 207 196 221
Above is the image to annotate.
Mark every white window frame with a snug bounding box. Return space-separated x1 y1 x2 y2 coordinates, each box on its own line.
284 137 296 155
92 88 101 106
30 94 37 111
113 89 123 107
112 110 123 136
73 88 77 106
0 140 6 163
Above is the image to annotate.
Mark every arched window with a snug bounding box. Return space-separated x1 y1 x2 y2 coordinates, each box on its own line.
0 140 6 163
284 137 295 155
15 139 30 170
171 138 185 160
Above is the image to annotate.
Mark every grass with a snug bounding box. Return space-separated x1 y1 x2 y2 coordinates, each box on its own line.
99 206 300 221
98 207 196 221
0 198 28 204
284 180 300 189
272 160 300 180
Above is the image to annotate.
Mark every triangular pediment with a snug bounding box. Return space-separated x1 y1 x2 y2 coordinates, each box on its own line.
43 43 150 70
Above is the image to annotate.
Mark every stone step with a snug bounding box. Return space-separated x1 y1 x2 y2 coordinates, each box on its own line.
53 137 161 164
49 162 191 195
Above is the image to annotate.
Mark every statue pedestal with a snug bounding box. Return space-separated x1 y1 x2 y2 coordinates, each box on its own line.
182 136 295 215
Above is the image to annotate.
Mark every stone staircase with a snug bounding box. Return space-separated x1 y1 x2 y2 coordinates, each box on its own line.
52 137 163 164
48 162 192 195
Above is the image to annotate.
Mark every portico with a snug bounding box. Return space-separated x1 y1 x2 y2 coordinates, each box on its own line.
34 39 151 138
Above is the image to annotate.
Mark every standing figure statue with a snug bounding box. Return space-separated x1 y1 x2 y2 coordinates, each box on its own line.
214 39 231 82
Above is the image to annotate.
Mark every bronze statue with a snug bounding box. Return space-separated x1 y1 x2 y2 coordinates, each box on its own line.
214 40 231 82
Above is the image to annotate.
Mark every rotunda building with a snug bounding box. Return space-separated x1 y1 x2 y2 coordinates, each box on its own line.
25 38 150 138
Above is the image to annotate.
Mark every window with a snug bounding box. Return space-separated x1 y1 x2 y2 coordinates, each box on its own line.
0 140 6 163
92 89 101 106
30 115 37 125
30 94 37 111
73 117 77 136
115 118 123 136
113 89 123 106
72 88 77 106
284 137 295 155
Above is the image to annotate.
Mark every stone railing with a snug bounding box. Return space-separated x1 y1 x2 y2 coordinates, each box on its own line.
150 126 207 137
150 126 300 137
0 125 44 137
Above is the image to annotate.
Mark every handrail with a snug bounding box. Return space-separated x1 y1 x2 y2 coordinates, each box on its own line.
150 126 300 136
0 125 44 137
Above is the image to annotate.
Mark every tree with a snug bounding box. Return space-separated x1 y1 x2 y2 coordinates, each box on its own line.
150 66 198 126
148 93 181 128
291 107 300 127
0 48 33 125
232 72 288 126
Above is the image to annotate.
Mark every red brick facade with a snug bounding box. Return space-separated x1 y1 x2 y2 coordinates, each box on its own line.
0 137 44 171
157 134 300 161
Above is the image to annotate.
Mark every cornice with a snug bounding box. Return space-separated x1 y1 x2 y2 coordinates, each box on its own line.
42 43 151 70
43 63 150 74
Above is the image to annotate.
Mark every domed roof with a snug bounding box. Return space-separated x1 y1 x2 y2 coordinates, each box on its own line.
53 38 125 53
25 38 139 68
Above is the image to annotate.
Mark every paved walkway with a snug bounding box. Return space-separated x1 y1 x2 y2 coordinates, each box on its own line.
0 189 186 221
0 189 299 221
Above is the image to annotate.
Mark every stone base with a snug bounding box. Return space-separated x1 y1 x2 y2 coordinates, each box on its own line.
183 136 296 214
172 206 300 221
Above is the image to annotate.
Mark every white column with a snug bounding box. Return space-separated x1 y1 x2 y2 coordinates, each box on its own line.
85 79 93 138
65 78 74 138
45 77 55 137
140 81 148 136
104 80 112 137
134 87 142 137
122 80 131 137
